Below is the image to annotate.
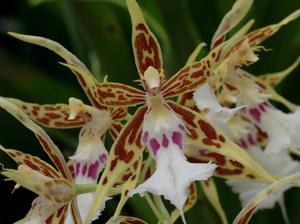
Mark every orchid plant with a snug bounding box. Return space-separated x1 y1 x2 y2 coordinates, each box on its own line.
0 0 300 224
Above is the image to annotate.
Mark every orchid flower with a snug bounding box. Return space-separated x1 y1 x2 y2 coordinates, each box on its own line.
7 32 132 220
85 1 278 223
0 97 82 223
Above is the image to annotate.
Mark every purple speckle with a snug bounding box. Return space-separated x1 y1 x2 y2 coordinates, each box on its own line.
247 133 256 146
249 108 261 123
162 134 169 148
99 153 107 163
178 124 186 132
75 162 80 176
88 161 100 180
82 163 87 176
259 103 266 112
142 131 149 144
150 138 160 155
172 131 183 149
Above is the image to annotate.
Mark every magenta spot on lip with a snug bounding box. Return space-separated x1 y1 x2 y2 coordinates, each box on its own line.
88 160 100 180
249 108 261 123
99 153 107 163
247 133 256 146
259 103 266 112
162 134 169 148
142 131 149 144
178 124 186 132
82 163 87 176
149 138 160 155
172 131 183 149
75 163 80 176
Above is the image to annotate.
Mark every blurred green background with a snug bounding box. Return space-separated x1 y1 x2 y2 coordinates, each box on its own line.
0 0 299 223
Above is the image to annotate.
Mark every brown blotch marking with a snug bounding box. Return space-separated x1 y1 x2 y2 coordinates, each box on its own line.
237 206 256 224
110 158 118 171
246 174 256 179
229 160 244 169
103 176 108 185
45 113 62 119
218 135 225 142
131 174 137 181
37 117 50 126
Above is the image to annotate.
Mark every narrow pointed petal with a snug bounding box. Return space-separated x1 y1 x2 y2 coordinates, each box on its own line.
185 42 207 66
0 97 72 180
194 83 244 133
0 145 61 178
85 106 147 224
227 148 300 212
168 101 275 182
170 183 198 223
201 178 228 224
229 9 300 54
233 172 300 224
258 56 300 87
8 32 106 110
7 98 86 128
106 216 148 224
212 0 253 49
95 82 145 107
126 0 164 82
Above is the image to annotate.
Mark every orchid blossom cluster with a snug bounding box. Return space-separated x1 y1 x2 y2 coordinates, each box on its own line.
0 0 300 223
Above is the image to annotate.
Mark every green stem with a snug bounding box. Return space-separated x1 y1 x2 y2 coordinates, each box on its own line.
153 195 170 223
145 193 163 221
76 183 97 195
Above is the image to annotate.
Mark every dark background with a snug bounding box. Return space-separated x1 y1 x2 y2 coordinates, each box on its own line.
0 0 299 223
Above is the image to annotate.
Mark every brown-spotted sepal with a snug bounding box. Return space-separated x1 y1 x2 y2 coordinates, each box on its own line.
96 82 145 107
85 106 147 224
126 0 164 82
168 101 275 182
7 98 86 128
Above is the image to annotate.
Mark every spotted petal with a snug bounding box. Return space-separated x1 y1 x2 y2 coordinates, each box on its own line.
6 98 86 128
243 101 300 155
0 97 72 180
8 32 106 110
126 0 164 82
0 145 61 179
211 0 253 49
228 9 300 55
85 106 147 224
168 101 275 182
1 164 74 204
233 172 300 224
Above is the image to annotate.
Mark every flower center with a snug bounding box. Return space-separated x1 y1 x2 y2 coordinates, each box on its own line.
144 66 161 95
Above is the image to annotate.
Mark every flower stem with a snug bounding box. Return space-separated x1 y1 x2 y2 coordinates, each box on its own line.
144 193 163 221
153 195 171 223
75 183 97 195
